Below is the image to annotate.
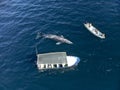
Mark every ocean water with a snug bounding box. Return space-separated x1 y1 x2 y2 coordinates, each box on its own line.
0 0 120 90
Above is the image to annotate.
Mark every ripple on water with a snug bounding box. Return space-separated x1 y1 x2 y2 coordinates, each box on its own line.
0 83 7 90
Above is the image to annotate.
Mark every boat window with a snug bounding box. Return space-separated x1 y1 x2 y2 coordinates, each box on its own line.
53 64 57 68
44 64 46 68
64 64 68 67
59 64 63 68
39 65 41 68
48 64 52 68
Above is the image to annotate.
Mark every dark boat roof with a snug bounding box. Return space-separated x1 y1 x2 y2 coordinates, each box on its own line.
37 52 67 64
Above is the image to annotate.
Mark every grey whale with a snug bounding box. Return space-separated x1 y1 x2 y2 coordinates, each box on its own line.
36 32 73 45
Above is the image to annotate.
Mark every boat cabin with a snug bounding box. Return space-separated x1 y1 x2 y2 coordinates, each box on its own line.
37 52 69 69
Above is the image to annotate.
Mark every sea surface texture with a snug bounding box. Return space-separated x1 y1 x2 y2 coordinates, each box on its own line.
0 0 120 90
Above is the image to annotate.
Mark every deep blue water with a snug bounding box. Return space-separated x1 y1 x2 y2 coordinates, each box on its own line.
0 0 120 90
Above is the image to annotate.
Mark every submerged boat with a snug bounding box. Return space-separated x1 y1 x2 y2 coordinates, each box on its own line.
84 23 105 39
36 52 80 70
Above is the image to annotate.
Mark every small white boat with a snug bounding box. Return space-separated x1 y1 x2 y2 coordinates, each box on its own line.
36 52 80 70
84 23 105 39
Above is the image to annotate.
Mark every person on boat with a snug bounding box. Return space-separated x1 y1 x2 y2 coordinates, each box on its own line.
88 23 92 27
90 23 92 26
88 23 90 27
95 29 98 34
102 34 105 37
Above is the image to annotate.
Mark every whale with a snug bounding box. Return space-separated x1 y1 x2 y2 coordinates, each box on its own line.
36 32 73 45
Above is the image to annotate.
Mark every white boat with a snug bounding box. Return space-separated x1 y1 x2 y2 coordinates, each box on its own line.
84 23 105 39
36 52 80 70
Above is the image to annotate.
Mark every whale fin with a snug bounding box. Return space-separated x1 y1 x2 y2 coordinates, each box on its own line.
56 42 62 45
36 32 44 39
